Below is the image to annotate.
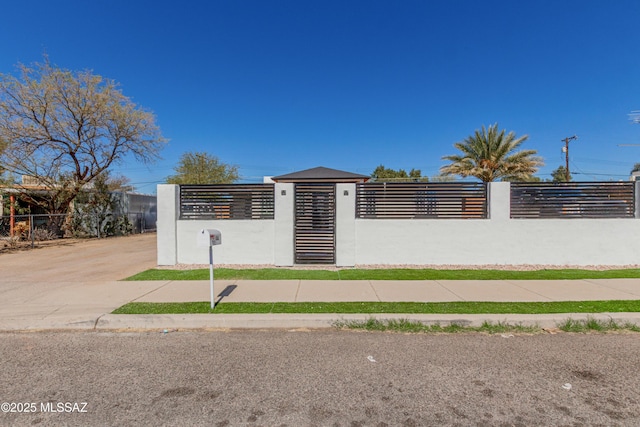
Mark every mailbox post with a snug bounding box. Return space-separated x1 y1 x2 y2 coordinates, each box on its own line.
197 229 222 309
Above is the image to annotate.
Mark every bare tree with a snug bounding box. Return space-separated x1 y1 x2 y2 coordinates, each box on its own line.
0 59 166 214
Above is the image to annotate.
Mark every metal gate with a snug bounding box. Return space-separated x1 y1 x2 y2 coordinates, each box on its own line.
294 183 336 264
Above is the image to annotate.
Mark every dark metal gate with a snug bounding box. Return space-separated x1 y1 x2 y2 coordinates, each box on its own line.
294 183 336 264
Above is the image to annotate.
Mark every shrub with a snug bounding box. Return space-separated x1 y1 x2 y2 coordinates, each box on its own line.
13 221 29 239
32 228 58 241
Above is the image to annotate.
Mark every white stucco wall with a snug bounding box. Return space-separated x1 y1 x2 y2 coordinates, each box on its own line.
176 220 275 265
353 218 640 266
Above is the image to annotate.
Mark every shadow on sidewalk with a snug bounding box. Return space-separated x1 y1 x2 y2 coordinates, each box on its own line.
216 285 237 304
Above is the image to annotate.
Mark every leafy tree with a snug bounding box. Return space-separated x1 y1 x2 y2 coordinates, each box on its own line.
428 174 456 182
166 152 239 184
503 174 542 182
551 165 572 182
631 163 640 173
371 164 427 182
0 58 166 215
440 123 543 182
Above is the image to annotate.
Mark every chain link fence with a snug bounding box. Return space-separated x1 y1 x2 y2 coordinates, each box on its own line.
0 212 155 251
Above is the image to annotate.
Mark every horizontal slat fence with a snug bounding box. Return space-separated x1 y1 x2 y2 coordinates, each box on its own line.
356 182 488 219
180 184 274 220
510 182 635 219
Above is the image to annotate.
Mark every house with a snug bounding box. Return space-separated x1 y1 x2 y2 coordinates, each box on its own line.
1 175 157 238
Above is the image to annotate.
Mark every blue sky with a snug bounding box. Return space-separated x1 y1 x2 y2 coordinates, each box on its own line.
2 0 639 192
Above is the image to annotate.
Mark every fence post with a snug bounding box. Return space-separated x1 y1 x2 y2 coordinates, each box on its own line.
335 183 356 267
635 181 640 219
274 183 294 266
157 184 180 265
9 194 15 238
488 182 511 221
30 214 34 248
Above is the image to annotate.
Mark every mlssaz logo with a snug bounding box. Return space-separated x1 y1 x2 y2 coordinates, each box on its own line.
40 402 88 413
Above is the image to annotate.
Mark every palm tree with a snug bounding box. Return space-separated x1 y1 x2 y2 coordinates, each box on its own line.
440 123 543 182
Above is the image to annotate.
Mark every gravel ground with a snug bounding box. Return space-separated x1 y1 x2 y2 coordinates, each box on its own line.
159 263 640 271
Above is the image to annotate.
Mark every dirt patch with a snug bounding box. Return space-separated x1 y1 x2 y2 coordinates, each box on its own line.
0 237 86 254
0 233 157 282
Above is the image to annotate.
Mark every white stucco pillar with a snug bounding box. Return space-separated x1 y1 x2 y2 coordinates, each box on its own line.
336 183 356 267
488 181 510 221
635 181 640 219
157 184 180 265
274 183 294 266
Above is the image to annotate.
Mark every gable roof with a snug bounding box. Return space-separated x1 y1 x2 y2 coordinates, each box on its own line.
271 166 370 183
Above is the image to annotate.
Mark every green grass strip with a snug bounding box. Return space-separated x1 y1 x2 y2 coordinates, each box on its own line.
125 268 339 281
125 267 640 281
334 317 640 334
557 317 640 333
333 318 542 334
112 300 640 315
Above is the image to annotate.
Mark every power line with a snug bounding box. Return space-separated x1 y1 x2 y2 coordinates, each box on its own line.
572 172 628 177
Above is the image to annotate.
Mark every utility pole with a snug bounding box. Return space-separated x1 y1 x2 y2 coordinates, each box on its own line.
561 135 578 181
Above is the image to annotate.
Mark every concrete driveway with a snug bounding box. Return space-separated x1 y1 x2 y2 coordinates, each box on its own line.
0 233 165 329
1 233 157 282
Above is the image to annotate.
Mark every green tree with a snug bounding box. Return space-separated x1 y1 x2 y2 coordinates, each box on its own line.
371 165 427 182
0 58 166 215
428 174 456 182
440 123 543 182
551 165 572 182
167 152 239 184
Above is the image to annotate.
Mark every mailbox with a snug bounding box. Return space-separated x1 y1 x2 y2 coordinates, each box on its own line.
196 229 222 309
197 228 222 248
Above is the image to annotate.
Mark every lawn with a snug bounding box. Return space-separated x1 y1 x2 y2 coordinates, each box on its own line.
112 300 640 315
125 267 640 281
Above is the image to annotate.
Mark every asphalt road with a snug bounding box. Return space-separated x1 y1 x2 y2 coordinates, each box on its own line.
1 330 639 426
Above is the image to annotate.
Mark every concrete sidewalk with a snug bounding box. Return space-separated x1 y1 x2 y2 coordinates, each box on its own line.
132 278 640 303
2 277 640 331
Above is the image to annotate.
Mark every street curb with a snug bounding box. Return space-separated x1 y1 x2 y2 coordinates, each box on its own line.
95 312 640 330
3 312 640 332
0 313 640 332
